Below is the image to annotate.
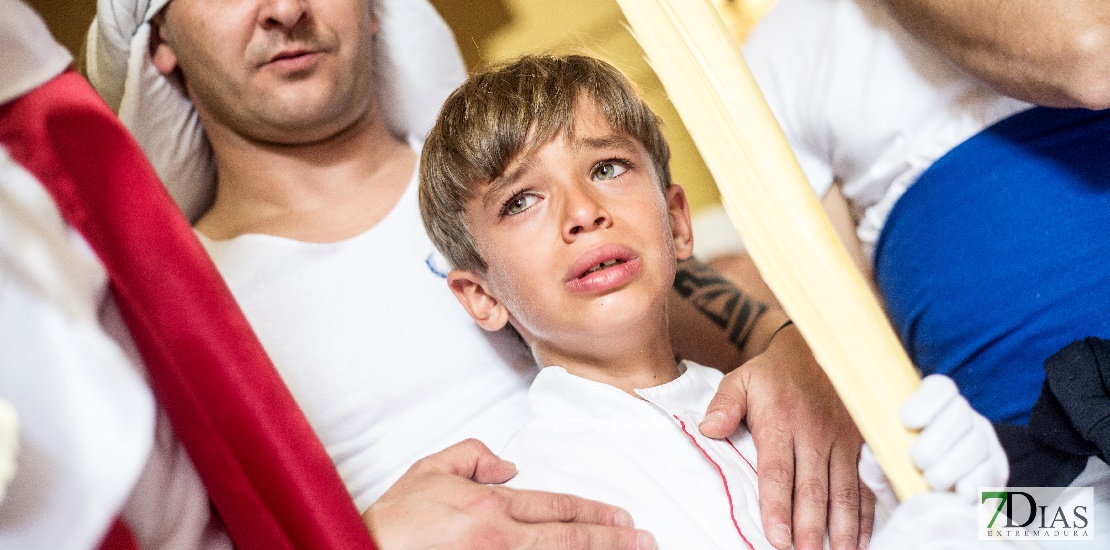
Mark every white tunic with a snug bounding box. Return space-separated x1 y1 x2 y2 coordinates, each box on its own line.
0 2 228 546
0 146 149 549
200 162 537 510
501 363 773 550
0 147 230 550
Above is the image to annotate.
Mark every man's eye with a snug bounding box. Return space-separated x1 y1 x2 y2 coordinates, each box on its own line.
591 161 628 181
502 193 539 216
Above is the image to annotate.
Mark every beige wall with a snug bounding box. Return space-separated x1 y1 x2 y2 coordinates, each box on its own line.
25 0 96 59
25 0 723 212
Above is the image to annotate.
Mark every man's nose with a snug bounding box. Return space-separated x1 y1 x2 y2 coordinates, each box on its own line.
259 0 309 31
561 185 612 242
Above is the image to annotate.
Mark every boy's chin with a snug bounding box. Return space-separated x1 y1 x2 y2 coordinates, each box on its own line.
571 299 668 340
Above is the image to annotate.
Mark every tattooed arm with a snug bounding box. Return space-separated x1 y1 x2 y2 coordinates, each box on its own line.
669 257 872 550
669 257 778 367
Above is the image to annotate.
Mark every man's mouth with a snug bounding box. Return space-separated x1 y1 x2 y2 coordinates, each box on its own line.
272 49 311 61
259 45 322 69
271 49 315 61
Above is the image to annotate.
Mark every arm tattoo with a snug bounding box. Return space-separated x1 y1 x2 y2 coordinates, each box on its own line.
673 258 768 351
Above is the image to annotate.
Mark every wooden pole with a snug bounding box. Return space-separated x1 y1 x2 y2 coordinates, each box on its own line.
614 0 928 499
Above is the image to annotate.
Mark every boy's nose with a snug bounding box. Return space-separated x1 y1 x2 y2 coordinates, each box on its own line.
259 0 309 31
561 187 612 242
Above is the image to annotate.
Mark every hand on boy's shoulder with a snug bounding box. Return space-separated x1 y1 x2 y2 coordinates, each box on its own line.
700 323 873 550
363 439 655 549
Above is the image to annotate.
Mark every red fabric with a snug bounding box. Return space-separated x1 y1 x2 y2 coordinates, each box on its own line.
0 69 376 549
98 518 139 550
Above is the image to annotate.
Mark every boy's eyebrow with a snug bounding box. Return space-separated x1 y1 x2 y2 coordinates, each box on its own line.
577 134 636 151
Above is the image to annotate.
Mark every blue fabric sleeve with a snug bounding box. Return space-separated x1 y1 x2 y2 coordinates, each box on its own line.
875 107 1110 424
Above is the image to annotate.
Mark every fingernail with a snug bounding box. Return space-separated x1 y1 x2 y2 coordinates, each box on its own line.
772 524 791 546
859 533 871 550
636 530 657 550
700 411 726 426
614 509 634 528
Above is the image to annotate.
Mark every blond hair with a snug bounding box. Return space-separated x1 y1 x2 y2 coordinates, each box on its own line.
419 54 672 272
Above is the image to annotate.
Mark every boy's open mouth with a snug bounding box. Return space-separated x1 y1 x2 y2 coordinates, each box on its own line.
579 258 627 278
565 244 639 286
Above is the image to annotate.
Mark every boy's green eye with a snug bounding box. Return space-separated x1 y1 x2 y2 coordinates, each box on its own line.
502 193 539 216
591 161 628 181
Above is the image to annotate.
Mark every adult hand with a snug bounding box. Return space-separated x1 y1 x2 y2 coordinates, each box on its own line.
699 324 873 550
363 439 655 550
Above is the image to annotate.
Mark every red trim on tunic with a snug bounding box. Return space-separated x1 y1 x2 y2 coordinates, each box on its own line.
675 416 756 550
726 437 758 474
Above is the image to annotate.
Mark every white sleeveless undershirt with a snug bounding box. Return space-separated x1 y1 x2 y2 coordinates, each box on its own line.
199 158 536 510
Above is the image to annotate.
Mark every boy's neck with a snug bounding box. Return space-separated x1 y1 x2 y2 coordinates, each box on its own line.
532 316 682 396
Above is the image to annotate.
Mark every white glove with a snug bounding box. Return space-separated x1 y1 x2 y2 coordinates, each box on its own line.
860 375 1009 509
869 492 1040 550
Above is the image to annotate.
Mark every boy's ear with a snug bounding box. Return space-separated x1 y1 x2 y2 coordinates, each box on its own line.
150 17 179 76
447 270 510 332
666 183 694 260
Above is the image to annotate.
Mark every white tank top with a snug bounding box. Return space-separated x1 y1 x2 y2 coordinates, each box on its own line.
199 159 536 510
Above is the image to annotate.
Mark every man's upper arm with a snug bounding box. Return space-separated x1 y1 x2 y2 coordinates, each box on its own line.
821 185 871 283
886 0 1110 109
